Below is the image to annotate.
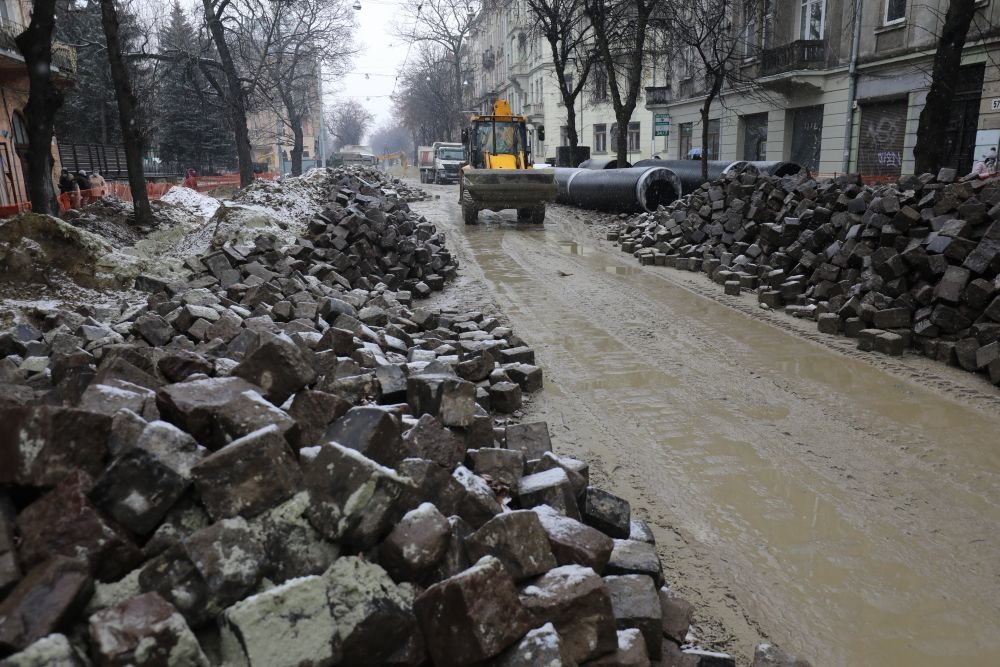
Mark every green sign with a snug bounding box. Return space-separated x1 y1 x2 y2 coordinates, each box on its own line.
654 113 670 137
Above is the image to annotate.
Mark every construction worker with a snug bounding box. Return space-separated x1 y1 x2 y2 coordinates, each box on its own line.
59 169 81 209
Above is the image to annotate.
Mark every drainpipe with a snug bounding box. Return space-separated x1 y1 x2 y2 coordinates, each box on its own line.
841 0 864 173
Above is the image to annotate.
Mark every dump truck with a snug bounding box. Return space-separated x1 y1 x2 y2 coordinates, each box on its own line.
418 142 464 184
459 100 557 225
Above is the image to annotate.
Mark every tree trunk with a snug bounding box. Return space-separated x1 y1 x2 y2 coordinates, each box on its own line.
616 111 630 166
202 0 255 187
100 0 153 227
565 102 579 150
912 0 977 174
700 105 711 181
291 119 304 176
14 0 61 216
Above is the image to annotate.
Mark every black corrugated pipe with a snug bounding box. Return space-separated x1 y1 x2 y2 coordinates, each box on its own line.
630 159 760 192
562 167 683 213
746 161 803 177
578 157 632 169
553 167 585 205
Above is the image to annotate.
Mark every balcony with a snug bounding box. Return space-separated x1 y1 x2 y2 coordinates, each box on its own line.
0 20 77 78
522 102 542 117
645 86 673 106
760 40 826 77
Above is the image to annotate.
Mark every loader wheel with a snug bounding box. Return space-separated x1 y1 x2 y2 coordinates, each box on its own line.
530 203 546 225
461 190 478 225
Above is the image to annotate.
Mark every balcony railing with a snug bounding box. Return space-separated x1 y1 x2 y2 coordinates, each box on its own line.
645 86 672 105
760 40 826 77
0 20 77 76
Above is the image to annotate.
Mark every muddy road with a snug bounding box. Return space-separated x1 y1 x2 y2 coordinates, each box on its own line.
412 182 1000 666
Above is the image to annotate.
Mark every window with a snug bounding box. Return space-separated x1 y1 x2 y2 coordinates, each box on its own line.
594 124 607 153
707 119 721 160
743 0 759 57
799 0 825 39
884 0 905 23
679 122 693 159
628 122 641 152
561 125 570 146
592 67 608 102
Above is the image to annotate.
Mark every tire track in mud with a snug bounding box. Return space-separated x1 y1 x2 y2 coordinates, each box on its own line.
415 187 1000 667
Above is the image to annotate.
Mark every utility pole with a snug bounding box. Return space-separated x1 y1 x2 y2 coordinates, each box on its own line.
317 67 327 168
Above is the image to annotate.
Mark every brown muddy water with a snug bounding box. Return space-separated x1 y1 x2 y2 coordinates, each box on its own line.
414 186 1000 666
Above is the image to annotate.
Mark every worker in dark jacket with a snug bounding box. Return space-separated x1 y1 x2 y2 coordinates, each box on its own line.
59 169 81 209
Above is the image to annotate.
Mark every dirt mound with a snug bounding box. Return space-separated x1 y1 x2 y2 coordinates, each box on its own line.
0 213 115 288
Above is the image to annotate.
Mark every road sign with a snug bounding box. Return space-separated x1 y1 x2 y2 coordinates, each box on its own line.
654 113 670 137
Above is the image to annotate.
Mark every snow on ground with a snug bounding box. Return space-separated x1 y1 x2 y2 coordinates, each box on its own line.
160 186 222 219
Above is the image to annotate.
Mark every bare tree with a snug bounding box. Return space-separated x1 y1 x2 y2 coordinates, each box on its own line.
254 0 357 175
14 0 62 215
668 0 767 179
393 0 477 132
327 99 374 148
100 0 153 226
584 0 664 165
394 45 465 143
200 0 282 186
525 0 595 151
912 0 979 174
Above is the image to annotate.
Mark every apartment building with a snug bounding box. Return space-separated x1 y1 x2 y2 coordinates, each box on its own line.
467 0 670 164
646 0 1000 179
0 0 75 210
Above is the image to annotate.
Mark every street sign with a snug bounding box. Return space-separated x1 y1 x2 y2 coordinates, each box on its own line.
654 113 670 137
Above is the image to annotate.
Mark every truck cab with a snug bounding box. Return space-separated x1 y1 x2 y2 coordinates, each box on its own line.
431 142 464 184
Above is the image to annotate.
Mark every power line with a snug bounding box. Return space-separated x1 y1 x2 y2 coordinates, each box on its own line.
391 2 423 97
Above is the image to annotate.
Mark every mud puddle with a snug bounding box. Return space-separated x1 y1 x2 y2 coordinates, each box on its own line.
418 192 1000 667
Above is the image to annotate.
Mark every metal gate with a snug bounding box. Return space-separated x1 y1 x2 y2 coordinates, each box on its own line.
942 64 984 176
859 100 907 180
790 105 823 173
742 113 768 161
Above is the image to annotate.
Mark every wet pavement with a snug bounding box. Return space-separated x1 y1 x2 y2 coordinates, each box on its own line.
413 184 1000 666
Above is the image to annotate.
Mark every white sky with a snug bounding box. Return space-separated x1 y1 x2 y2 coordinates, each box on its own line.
172 0 409 141
330 0 410 136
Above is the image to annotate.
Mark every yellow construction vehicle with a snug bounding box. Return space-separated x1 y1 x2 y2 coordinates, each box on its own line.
459 100 557 225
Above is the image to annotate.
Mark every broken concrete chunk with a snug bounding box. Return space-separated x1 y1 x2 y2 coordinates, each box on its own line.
16 473 141 582
753 643 813 667
659 587 695 645
488 381 522 413
88 592 209 667
0 633 88 667
249 492 339 584
325 405 405 467
191 424 302 520
287 390 351 447
505 422 552 459
606 540 663 586
518 468 580 520
491 622 574 667
451 465 504 528
0 557 93 653
0 405 112 487
303 441 414 550
584 628 650 667
379 502 451 583
583 487 632 539
89 420 204 536
231 332 317 405
181 518 265 616
604 574 663 660
155 376 261 450
518 564 617 664
465 510 558 582
402 413 467 468
533 504 614 574
220 575 341 667
325 557 424 666
468 447 526 487
415 556 533 667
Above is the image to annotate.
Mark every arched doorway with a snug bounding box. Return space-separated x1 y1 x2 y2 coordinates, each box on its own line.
11 111 30 203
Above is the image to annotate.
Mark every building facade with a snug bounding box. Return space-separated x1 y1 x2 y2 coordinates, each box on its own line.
0 0 75 211
467 0 670 164
646 0 1000 179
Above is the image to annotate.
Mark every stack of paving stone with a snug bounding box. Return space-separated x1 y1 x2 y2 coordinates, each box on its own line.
0 172 815 666
609 169 1000 383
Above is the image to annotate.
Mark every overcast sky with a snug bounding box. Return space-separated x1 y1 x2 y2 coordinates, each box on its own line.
172 0 408 140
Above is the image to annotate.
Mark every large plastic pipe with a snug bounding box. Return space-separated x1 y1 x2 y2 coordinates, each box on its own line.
629 159 760 193
554 167 585 204
578 157 632 169
562 167 682 213
747 161 803 177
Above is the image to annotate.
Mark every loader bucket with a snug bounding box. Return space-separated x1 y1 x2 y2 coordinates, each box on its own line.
462 168 558 210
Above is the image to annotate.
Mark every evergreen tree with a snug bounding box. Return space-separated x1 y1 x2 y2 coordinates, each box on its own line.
158 1 236 174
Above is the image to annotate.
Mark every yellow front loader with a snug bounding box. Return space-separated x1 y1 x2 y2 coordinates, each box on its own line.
459 100 558 225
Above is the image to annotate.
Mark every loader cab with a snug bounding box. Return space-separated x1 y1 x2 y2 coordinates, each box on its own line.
462 100 541 170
